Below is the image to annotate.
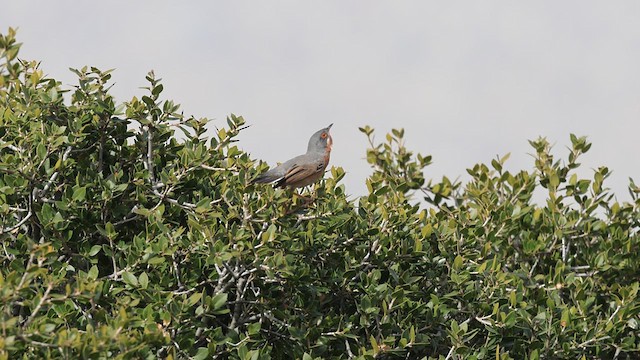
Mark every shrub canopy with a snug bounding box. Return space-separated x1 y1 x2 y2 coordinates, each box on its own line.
1 28 639 359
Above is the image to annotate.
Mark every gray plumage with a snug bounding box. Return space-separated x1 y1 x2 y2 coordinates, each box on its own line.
251 124 333 188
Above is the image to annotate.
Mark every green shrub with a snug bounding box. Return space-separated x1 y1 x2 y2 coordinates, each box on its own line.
1 28 639 359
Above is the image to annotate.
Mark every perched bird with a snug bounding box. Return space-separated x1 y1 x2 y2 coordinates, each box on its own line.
251 124 333 188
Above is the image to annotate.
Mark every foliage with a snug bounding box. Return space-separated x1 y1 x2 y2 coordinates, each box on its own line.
1 28 640 359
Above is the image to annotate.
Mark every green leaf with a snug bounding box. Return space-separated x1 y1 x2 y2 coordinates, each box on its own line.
105 222 116 238
193 347 209 360
88 265 98 280
142 95 155 107
147 256 165 265
139 272 149 289
36 142 47 160
262 224 277 243
122 271 138 287
211 292 227 310
88 245 102 256
187 292 203 306
247 322 261 335
453 255 464 270
409 325 416 343
152 84 164 97
549 173 559 189
72 186 86 201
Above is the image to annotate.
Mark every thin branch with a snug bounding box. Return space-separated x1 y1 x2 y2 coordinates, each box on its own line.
345 339 355 359
444 345 455 360
23 282 53 328
151 188 196 210
39 146 73 196
214 264 230 294
199 164 238 172
17 253 35 290
18 335 57 348
229 276 247 331
146 125 154 183
0 210 32 234
172 252 183 289
607 305 621 324
1 141 25 153
561 237 569 263
106 259 142 280
576 336 611 349
107 234 118 280
98 125 105 174
295 212 333 226
528 257 540 278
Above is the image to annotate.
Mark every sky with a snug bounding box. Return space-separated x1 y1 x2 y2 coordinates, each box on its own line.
5 2 640 201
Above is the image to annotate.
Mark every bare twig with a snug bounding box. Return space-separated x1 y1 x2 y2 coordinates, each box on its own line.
295 212 333 226
108 236 118 279
199 164 239 172
444 345 455 360
0 210 32 234
99 116 106 174
146 125 154 183
607 305 621 324
151 188 196 210
529 257 540 278
172 252 183 289
23 282 53 328
106 259 142 280
40 146 73 196
3 146 72 234
214 264 230 294
229 275 247 331
1 141 25 153
17 253 35 290
576 336 611 349
18 335 57 348
345 339 355 359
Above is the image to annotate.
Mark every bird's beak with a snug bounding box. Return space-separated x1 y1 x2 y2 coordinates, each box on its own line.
327 123 333 131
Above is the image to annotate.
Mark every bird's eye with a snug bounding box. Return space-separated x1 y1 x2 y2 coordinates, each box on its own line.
321 133 327 139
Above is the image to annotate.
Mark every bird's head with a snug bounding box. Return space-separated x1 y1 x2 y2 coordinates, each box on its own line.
307 124 333 154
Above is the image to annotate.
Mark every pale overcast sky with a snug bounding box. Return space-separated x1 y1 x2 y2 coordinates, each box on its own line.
6 2 640 201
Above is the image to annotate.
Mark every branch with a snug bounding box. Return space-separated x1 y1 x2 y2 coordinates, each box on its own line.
199 164 238 172
17 253 35 290
345 339 355 359
0 141 25 153
18 335 57 348
576 336 611 349
607 305 621 324
23 282 53 328
0 210 32 234
295 212 333 226
151 188 196 210
3 146 74 234
146 125 154 183
39 146 73 196
444 345 455 360
172 252 183 289
229 276 247 331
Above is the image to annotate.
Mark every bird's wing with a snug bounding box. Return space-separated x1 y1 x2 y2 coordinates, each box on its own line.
283 163 318 183
276 157 326 187
251 154 305 184
251 164 286 184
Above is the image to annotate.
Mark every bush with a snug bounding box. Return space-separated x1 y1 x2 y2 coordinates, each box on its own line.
1 28 639 359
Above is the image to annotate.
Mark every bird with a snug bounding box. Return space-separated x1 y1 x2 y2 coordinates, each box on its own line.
251 124 333 189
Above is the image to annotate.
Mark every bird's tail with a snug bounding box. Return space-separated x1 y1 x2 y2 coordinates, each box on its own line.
250 172 281 185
